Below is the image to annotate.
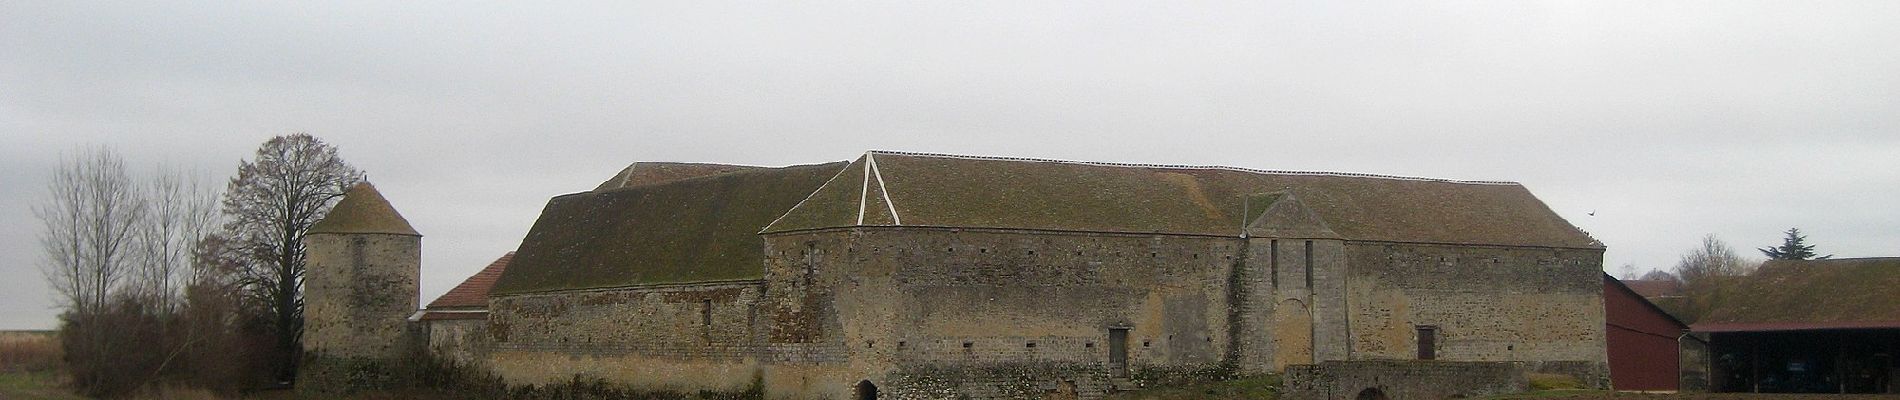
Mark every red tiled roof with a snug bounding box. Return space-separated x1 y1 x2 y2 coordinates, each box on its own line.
417 310 488 321
425 252 512 310
1693 321 1900 333
1620 279 1683 298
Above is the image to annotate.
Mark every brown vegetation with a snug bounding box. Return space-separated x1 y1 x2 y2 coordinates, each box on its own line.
0 331 61 373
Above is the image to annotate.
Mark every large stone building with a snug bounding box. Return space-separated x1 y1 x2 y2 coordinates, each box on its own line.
436 151 1607 399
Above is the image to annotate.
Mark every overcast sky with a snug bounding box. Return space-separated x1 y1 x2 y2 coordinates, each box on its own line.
3 1 1896 329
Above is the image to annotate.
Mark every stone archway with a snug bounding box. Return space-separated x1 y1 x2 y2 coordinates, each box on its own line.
1355 387 1389 400
855 380 879 400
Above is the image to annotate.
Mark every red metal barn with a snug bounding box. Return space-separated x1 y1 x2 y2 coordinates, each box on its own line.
1604 274 1690 391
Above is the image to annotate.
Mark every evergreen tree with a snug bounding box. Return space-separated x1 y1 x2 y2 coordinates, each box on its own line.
1758 228 1832 261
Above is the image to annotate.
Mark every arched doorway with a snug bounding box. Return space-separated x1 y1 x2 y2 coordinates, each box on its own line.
1355 387 1389 400
1272 299 1314 368
855 380 878 400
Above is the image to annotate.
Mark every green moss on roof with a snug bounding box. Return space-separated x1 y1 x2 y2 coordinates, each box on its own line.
490 162 846 294
1699 258 1900 324
593 162 764 191
763 152 1599 249
308 182 419 236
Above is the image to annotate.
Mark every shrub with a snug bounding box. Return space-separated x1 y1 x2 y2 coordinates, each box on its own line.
59 291 278 398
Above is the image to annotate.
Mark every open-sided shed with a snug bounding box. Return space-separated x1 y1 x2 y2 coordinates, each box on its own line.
1692 257 1900 394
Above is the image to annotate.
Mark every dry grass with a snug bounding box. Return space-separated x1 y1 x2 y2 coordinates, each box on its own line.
0 331 62 373
1527 373 1585 391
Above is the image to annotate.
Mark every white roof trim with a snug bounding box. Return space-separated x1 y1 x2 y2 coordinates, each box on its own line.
864 150 1519 185
868 153 902 225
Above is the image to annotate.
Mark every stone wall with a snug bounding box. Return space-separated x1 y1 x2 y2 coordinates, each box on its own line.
1341 242 1608 387
474 228 1606 399
761 228 1243 399
485 281 767 392
426 318 489 367
1282 360 1529 400
303 233 421 360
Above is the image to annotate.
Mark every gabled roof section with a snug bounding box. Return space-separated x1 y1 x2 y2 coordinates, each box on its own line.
491 161 846 294
1603 274 1690 331
594 162 764 191
426 252 513 310
309 182 419 236
1621 279 1684 299
1694 257 1900 332
1245 193 1341 239
763 151 1600 249
762 154 901 232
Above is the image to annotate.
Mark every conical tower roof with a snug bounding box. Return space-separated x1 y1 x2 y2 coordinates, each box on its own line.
309 182 420 236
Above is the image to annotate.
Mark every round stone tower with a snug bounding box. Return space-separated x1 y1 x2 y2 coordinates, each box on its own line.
300 182 422 366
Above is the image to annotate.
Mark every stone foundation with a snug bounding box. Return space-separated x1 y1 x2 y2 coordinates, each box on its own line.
1282 360 1528 400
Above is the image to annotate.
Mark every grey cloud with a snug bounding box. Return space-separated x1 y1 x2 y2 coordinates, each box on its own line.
3 1 1896 328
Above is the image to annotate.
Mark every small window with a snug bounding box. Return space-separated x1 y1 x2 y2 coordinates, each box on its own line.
1026 342 1037 348
1269 240 1280 288
962 342 973 348
701 300 713 326
1416 326 1437 360
1304 241 1315 289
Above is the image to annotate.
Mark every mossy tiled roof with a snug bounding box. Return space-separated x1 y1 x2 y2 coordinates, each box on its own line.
764 151 1600 249
1696 258 1900 329
593 162 764 191
489 162 846 294
497 151 1602 293
308 182 419 236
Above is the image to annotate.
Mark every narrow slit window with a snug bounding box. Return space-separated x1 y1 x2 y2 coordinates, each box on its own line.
1270 240 1280 288
1304 240 1314 289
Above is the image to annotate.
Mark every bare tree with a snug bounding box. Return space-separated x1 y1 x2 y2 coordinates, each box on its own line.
36 147 146 316
130 167 223 313
1639 269 1678 282
1617 263 1638 280
219 133 362 380
1674 234 1755 290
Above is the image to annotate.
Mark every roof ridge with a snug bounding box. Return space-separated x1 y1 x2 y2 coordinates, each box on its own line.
865 150 1521 185
760 158 859 234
